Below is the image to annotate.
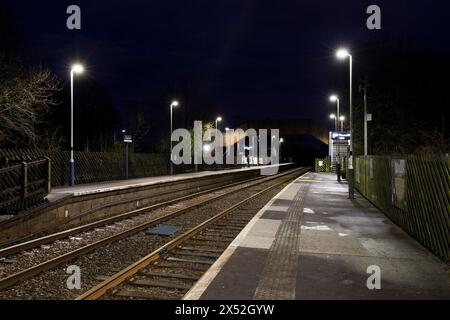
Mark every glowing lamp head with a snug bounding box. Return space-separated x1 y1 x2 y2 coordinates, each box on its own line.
171 100 179 107
216 117 222 122
329 95 338 102
336 49 350 59
330 114 336 119
203 144 211 152
280 138 284 143
71 64 84 74
340 116 345 121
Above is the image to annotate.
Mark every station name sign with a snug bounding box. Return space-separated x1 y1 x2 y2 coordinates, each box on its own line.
331 132 351 141
123 135 133 143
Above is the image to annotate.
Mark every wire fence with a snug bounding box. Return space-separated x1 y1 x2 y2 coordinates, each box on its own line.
355 154 450 262
0 149 167 187
0 158 51 214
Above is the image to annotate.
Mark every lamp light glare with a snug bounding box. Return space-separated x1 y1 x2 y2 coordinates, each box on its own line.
71 64 84 74
336 49 350 59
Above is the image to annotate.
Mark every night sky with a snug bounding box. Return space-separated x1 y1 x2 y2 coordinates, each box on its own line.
5 0 450 129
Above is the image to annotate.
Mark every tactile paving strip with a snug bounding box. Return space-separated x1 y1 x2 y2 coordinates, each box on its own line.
253 180 310 300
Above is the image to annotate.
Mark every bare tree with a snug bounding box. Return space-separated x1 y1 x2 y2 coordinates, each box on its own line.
0 59 61 147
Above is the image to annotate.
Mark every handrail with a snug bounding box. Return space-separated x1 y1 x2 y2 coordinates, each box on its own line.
0 158 51 215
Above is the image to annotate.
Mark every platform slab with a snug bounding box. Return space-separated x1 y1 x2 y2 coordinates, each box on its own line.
50 164 290 197
184 172 450 300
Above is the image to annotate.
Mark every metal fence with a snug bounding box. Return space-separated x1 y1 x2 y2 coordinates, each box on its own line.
0 149 167 187
0 158 51 214
355 155 450 262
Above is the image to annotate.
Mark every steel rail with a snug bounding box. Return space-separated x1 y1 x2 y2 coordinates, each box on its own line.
77 168 310 300
0 169 287 257
0 167 305 290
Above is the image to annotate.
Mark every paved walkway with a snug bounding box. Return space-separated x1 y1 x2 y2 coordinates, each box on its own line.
185 172 450 300
49 164 289 198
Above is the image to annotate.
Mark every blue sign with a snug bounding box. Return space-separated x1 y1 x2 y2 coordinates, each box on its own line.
332 132 351 141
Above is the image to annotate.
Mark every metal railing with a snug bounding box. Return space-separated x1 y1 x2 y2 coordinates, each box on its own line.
0 158 51 215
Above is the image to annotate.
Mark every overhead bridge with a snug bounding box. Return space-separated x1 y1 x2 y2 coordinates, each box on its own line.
240 119 329 145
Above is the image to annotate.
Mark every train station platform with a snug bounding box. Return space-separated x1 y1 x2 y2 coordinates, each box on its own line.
50 164 291 198
0 164 293 245
185 172 450 300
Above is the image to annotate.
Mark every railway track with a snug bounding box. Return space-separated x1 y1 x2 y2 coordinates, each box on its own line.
0 167 306 291
77 167 310 300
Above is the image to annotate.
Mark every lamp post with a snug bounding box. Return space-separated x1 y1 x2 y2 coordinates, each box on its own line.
340 116 345 131
280 138 284 163
336 48 354 199
360 79 369 156
329 95 340 131
214 117 222 170
329 114 337 132
69 63 84 186
169 100 179 175
215 116 222 144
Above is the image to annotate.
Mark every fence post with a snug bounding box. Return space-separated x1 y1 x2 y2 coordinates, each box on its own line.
21 161 28 199
45 157 52 193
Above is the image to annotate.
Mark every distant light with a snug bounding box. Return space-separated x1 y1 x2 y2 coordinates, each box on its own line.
71 64 84 74
336 49 350 59
216 117 222 122
203 144 211 152
329 95 338 102
225 127 230 131
122 129 126 133
330 114 336 119
340 116 345 121
171 100 179 107
280 138 284 143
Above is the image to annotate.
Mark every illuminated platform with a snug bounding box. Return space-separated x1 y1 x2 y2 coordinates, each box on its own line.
185 172 450 300
50 164 292 197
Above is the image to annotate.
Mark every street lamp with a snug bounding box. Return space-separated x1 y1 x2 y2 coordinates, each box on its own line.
340 116 345 130
329 95 340 131
336 47 354 198
339 116 346 131
329 114 338 132
215 116 222 147
69 63 84 186
169 100 179 175
203 144 211 152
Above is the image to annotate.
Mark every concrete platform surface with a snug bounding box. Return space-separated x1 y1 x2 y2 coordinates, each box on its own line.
50 164 290 197
184 172 450 300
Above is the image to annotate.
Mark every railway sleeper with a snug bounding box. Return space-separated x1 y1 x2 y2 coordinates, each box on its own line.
193 236 233 242
130 278 192 290
179 246 224 253
197 233 237 240
152 261 210 272
208 225 244 231
113 289 178 300
171 250 221 259
139 270 200 281
165 256 215 265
